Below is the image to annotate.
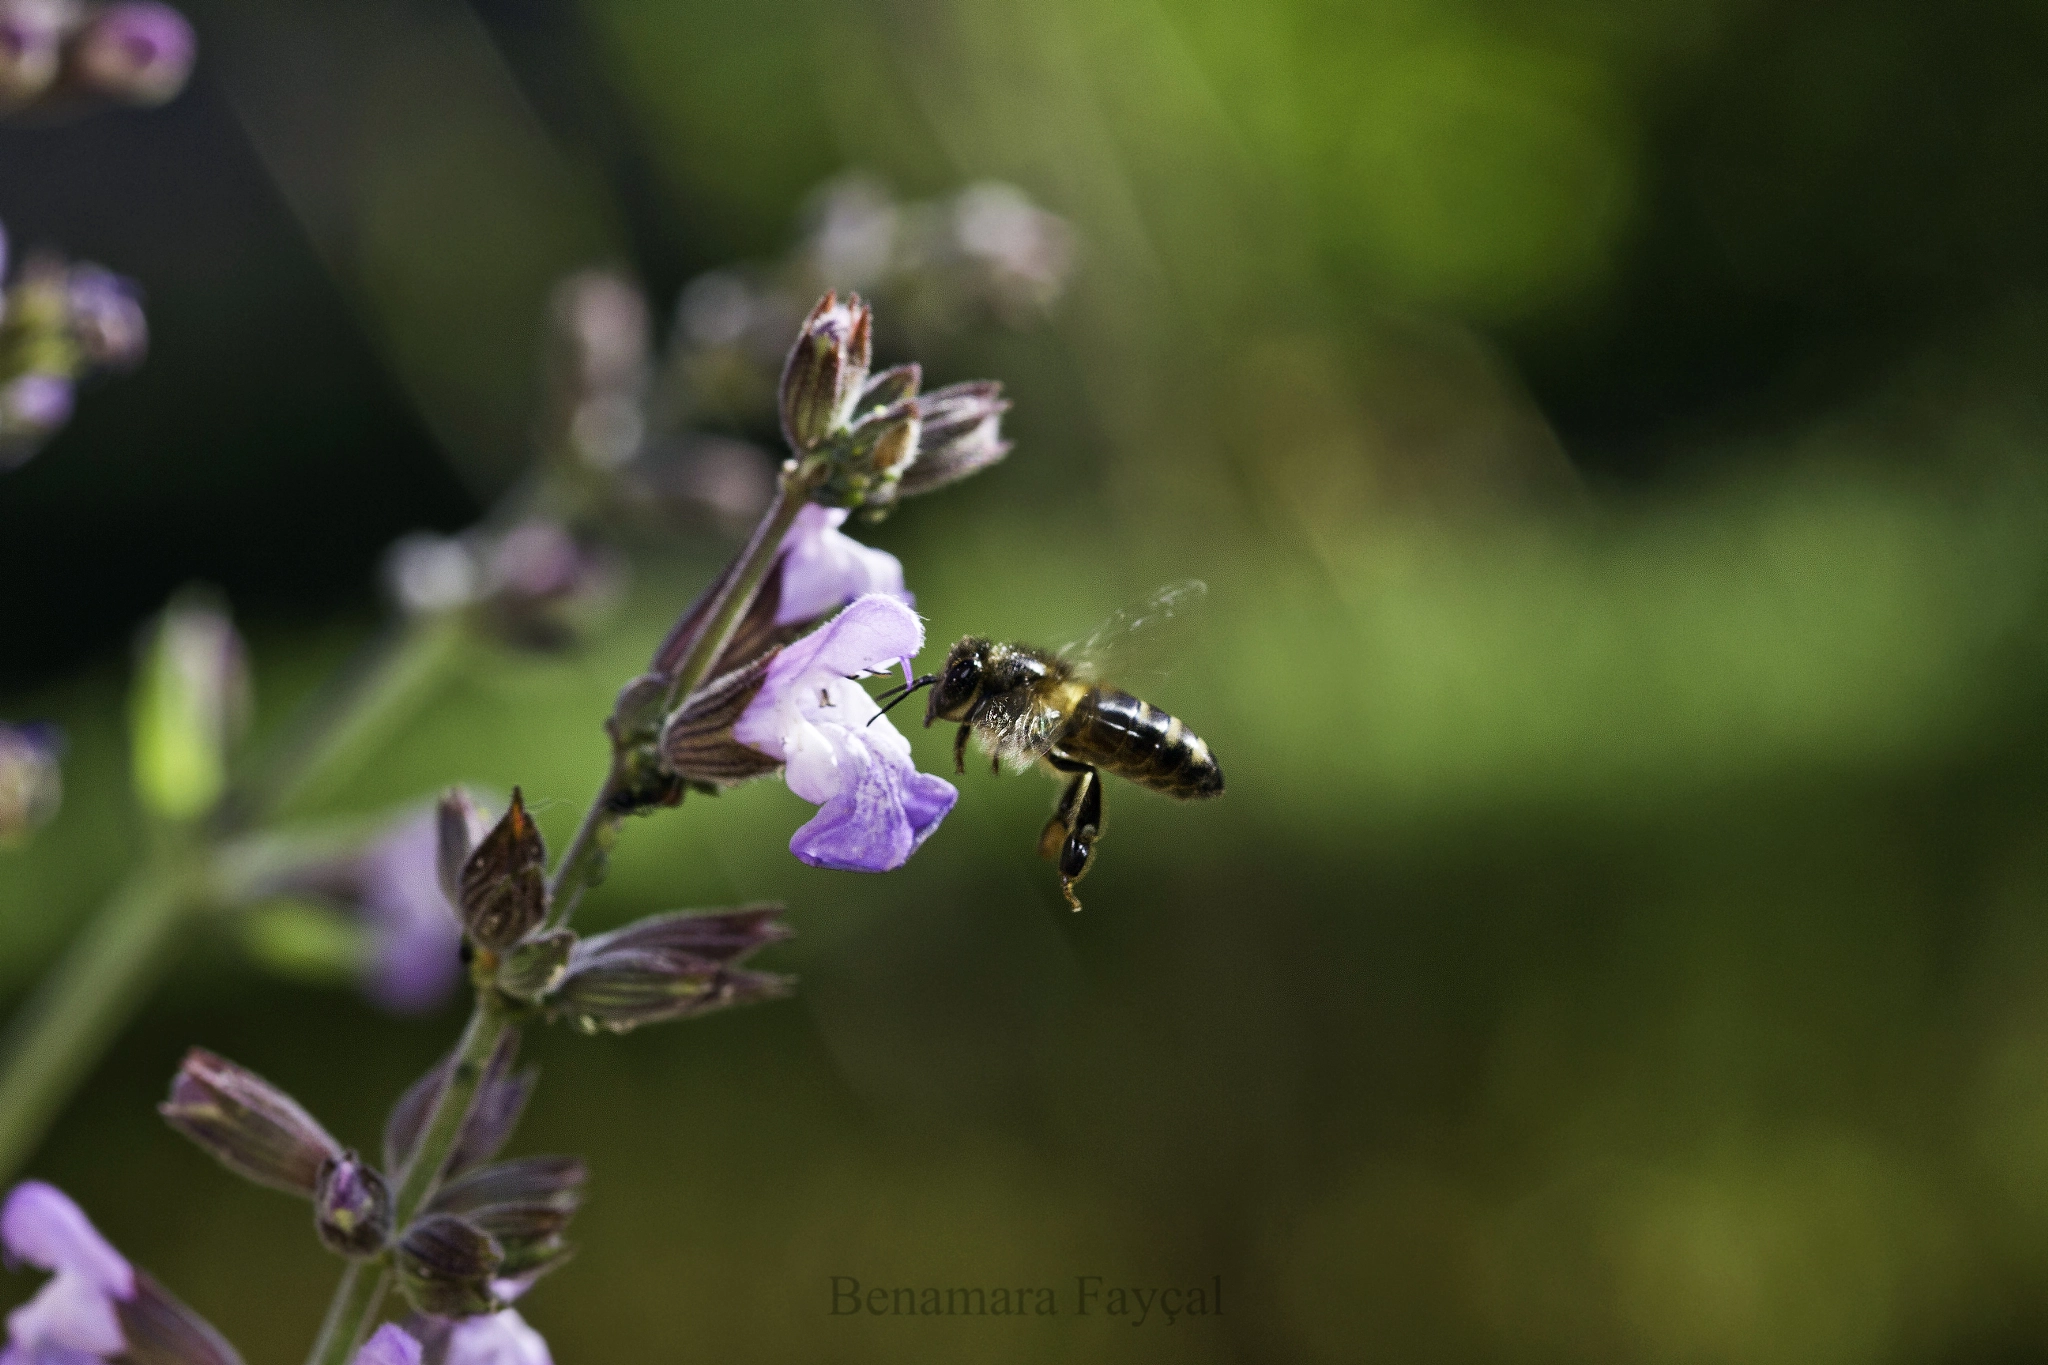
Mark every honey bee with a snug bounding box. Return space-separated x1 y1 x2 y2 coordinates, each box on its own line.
873 582 1224 910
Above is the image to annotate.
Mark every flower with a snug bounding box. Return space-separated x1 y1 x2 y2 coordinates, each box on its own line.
65 265 146 369
898 381 1010 497
0 721 62 844
359 1309 552 1365
442 1310 550 1365
354 1324 421 1365
2 1181 242 1365
263 807 468 1013
733 594 956 871
775 504 908 626
67 2 195 106
778 291 871 454
159 1048 341 1196
350 809 469 1012
2 1181 130 1362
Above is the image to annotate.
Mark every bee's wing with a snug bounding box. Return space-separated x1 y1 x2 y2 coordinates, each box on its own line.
973 688 1069 766
1060 579 1208 683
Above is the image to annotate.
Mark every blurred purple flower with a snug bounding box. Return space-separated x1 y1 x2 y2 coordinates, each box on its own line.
774 504 908 626
66 264 146 369
2 372 73 429
69 2 193 106
0 0 67 107
2 1181 242 1365
2 1180 130 1361
0 721 62 844
267 806 470 1013
443 1309 551 1365
352 809 468 1013
354 1324 422 1365
733 594 955 871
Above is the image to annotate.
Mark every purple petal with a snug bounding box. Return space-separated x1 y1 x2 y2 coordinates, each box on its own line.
2 375 74 432
444 1310 550 1365
1 1184 131 1361
739 595 924 720
733 596 956 872
1 1186 130 1297
787 739 957 872
357 812 465 1014
352 1325 421 1365
774 506 909 625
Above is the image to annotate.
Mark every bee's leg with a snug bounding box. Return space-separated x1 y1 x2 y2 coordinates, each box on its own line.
1057 768 1104 912
1037 760 1102 911
954 724 971 775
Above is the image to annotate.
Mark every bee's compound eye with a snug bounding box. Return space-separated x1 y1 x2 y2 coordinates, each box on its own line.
945 659 976 691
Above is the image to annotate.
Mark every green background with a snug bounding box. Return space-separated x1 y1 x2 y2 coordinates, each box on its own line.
7 0 2048 1360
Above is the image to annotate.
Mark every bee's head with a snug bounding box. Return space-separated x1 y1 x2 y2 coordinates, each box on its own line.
925 637 991 725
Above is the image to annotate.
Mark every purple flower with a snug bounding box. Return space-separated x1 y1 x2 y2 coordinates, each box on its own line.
733 594 956 871
1 373 73 431
443 1310 551 1365
264 806 470 1013
2 1181 242 1365
68 2 195 106
354 1325 422 1365
2 1182 130 1361
0 1 65 106
352 809 468 1013
66 265 147 370
0 721 62 844
774 504 908 626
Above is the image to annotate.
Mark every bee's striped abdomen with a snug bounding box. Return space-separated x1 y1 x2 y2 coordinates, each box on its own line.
1058 688 1224 799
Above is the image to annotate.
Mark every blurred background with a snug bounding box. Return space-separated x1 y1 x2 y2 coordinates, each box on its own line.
7 0 2048 1360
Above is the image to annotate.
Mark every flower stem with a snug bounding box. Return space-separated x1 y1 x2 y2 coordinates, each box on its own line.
544 475 809 928
0 617 472 1185
305 1262 390 1365
247 612 470 825
301 993 515 1365
0 848 208 1179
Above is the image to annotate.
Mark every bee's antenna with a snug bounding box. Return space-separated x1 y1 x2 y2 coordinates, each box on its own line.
868 675 937 726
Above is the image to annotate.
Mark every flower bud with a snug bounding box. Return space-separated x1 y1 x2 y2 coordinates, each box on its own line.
0 721 62 845
128 593 249 823
778 291 871 453
67 2 195 106
547 268 648 471
385 1031 533 1179
65 264 146 369
435 788 491 908
855 361 920 416
477 519 621 652
898 380 1011 497
547 906 792 1034
159 1048 340 1197
0 0 68 107
494 929 575 1004
118 1269 247 1365
313 1152 392 1258
394 1214 503 1318
430 1155 586 1220
658 652 783 788
458 788 547 951
814 397 920 512
0 373 73 468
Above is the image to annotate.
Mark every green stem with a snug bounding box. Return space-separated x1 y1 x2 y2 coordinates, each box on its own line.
302 994 514 1365
0 615 470 1184
306 475 813 1356
306 1263 389 1365
544 475 809 928
0 849 208 1179
252 613 470 825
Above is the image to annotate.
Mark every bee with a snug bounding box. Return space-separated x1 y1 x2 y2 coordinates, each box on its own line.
873 582 1223 910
